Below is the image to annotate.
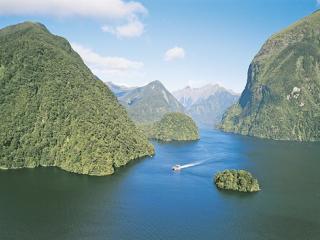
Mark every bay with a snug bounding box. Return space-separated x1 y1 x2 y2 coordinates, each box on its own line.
0 129 319 240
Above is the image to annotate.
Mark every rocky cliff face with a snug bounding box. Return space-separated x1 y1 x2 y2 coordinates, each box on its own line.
220 11 320 141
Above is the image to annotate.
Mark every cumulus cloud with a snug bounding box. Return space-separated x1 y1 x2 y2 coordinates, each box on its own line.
0 0 147 18
101 17 144 38
164 47 186 61
71 43 143 77
0 0 147 38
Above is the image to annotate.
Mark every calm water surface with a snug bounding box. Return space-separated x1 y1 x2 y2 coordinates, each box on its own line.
0 129 319 240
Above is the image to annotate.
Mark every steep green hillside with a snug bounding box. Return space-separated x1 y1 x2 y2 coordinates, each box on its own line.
119 80 185 123
0 22 154 176
142 112 199 141
220 11 320 141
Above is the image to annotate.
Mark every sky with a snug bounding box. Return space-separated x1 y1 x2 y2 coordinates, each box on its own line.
0 0 319 92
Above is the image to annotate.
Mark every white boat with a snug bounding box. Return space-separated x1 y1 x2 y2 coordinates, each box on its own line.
172 164 182 171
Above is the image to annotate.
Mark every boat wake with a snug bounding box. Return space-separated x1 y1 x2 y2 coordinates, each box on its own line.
179 160 207 169
172 159 211 171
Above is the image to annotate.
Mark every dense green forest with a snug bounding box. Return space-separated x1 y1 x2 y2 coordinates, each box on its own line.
214 170 260 192
0 22 154 176
141 112 199 141
220 11 320 141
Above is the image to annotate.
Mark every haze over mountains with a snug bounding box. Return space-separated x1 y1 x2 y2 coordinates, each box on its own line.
108 81 239 127
220 10 320 141
106 82 136 98
173 84 233 108
173 85 239 127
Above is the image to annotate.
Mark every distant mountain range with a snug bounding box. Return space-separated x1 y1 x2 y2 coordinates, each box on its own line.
107 81 239 127
173 85 239 127
115 80 184 123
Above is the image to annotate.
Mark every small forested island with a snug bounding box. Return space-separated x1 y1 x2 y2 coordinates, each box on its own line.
141 112 199 142
214 170 260 192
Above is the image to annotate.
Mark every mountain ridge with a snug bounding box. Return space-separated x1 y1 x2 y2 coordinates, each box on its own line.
173 84 232 107
173 84 239 127
220 11 320 141
0 21 154 176
117 80 185 123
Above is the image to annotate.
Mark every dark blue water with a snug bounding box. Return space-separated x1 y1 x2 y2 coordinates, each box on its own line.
0 129 320 240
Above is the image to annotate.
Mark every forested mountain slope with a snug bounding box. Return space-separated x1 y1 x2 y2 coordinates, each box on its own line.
0 22 154 176
220 11 320 141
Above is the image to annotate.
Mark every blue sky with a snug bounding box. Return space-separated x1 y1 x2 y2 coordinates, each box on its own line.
0 0 319 92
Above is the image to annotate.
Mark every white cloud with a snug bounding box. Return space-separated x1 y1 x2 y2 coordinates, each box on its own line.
71 43 144 78
102 17 144 38
164 47 186 61
0 0 147 38
0 0 147 18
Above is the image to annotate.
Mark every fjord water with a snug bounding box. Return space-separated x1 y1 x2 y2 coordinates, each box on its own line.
0 130 319 240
